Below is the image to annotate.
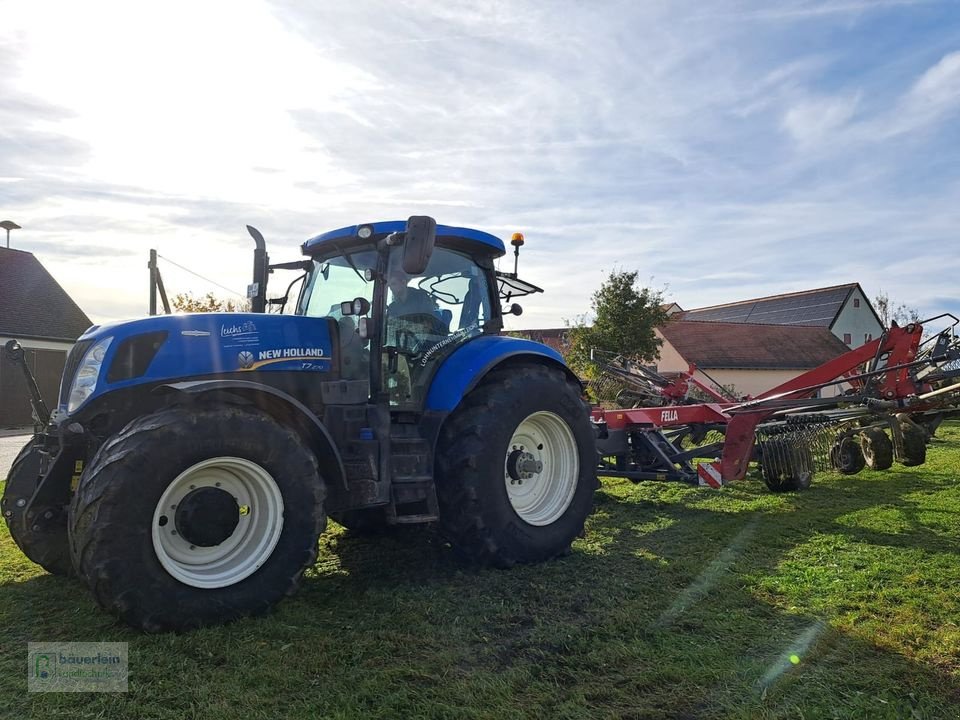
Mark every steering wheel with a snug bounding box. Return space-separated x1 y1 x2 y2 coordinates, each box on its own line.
394 312 449 337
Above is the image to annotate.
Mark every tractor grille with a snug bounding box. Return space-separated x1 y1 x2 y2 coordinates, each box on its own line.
59 339 93 407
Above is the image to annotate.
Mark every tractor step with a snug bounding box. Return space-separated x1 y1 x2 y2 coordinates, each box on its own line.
386 433 438 523
387 478 439 523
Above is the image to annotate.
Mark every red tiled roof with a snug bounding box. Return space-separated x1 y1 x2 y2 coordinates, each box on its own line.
659 320 849 369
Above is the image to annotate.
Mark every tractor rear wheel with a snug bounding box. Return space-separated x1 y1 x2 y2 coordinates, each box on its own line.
1 439 73 576
436 364 597 567
68 405 326 632
830 436 865 475
860 428 893 470
760 438 813 492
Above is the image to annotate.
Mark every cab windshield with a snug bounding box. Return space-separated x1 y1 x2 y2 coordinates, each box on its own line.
298 248 376 320
298 247 376 382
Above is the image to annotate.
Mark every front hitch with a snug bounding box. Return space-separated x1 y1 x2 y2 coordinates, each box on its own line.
3 339 51 428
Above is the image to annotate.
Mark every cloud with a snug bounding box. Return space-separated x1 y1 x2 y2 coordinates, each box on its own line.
782 93 860 145
1 0 958 330
888 49 960 135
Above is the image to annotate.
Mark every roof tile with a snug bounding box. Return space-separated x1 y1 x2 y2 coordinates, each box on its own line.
0 248 93 341
659 320 849 369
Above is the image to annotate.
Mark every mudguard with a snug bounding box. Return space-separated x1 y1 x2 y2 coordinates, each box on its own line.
425 336 578 413
157 379 347 490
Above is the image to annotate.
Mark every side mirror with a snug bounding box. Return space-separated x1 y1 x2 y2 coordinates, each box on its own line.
4 339 23 362
504 303 523 317
402 216 436 275
340 297 371 316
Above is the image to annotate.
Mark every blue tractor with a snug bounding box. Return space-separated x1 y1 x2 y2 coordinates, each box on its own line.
2 217 597 631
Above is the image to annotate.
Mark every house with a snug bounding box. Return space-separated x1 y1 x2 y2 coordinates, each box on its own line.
0 247 92 427
678 283 884 348
520 327 570 354
656 320 851 398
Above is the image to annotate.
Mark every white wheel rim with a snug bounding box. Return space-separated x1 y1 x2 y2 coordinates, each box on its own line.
151 457 284 589
504 411 579 526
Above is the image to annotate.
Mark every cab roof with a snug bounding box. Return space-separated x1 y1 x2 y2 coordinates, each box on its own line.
303 221 506 257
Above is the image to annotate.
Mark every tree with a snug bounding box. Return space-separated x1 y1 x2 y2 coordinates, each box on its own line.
171 292 249 313
873 290 920 329
565 270 669 376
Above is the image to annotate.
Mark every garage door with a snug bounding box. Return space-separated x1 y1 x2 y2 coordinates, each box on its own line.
0 347 66 427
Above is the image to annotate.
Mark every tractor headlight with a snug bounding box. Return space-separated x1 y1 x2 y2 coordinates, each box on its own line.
67 337 113 413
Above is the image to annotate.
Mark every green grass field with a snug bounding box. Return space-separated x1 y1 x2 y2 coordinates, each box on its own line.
2 423 958 719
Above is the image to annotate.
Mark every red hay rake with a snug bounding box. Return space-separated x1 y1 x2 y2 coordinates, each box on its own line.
591 315 960 492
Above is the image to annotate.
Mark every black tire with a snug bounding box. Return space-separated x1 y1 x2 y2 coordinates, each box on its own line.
899 422 927 467
330 508 390 536
830 436 866 475
1 438 74 576
860 428 893 471
760 438 813 492
920 414 943 439
435 364 598 567
9 436 37 471
68 405 326 632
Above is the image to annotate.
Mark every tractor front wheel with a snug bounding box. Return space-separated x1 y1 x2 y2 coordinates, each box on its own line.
1 439 73 576
436 364 597 566
68 405 326 632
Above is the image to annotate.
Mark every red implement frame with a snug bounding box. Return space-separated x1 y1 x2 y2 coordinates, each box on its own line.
594 323 929 482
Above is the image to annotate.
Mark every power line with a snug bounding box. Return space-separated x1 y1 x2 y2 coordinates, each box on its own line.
157 254 246 298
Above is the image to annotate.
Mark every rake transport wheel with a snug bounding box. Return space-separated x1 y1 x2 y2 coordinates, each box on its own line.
68 406 326 632
436 364 598 567
760 438 814 492
859 428 893 471
0 439 74 576
830 436 866 475
898 420 927 467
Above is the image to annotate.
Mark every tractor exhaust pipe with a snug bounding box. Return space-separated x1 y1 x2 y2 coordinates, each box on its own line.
247 226 269 313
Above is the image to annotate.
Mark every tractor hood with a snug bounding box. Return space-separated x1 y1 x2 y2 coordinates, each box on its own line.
62 313 335 416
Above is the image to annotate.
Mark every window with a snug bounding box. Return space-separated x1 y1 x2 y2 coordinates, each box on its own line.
853 298 860 308
383 246 491 407
843 332 852 345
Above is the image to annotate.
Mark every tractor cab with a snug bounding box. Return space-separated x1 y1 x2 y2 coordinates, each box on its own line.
295 219 508 409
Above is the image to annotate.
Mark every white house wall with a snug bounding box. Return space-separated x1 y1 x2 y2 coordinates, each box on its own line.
832 287 884 348
654 332 844 400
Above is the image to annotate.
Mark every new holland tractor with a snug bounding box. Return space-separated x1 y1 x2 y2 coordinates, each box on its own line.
2 217 597 631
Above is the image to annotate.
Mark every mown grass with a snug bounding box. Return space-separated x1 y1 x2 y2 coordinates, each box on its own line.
1 423 958 719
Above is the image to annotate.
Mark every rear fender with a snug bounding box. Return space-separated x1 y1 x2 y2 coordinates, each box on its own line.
425 336 580 413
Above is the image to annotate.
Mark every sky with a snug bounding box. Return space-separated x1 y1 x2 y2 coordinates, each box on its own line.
1 0 959 331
